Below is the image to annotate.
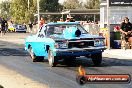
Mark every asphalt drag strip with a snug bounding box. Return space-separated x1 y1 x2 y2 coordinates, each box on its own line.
0 40 132 88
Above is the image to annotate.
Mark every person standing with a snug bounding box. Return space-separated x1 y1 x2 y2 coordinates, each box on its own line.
8 21 15 32
1 18 7 35
28 21 33 33
65 15 71 22
39 17 45 28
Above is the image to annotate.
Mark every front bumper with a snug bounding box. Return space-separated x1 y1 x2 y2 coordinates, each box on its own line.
54 46 106 56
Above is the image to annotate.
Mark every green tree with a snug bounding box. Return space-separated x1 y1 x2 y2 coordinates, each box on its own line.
63 0 81 9
39 0 61 12
10 0 37 24
84 0 100 9
0 1 11 19
39 0 62 22
84 0 100 21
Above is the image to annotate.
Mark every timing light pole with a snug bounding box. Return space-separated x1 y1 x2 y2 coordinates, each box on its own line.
28 0 29 10
37 0 40 30
107 0 110 49
28 0 40 31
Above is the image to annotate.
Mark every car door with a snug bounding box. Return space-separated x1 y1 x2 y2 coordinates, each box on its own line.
32 25 48 56
34 25 56 57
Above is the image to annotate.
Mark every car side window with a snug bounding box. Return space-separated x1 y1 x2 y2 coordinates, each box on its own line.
38 26 46 38
46 26 55 36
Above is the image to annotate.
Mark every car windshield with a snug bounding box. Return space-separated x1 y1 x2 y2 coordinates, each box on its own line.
45 24 88 36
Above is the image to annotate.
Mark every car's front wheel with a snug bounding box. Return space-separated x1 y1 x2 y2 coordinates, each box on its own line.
91 53 102 66
48 49 58 67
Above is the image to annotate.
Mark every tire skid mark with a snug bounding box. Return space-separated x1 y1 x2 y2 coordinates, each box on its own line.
0 48 28 56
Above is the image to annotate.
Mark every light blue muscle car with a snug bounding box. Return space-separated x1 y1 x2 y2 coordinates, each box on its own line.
25 22 106 67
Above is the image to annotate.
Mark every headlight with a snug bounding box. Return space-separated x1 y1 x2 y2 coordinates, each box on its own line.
94 39 105 46
55 42 68 48
54 43 59 48
100 40 105 46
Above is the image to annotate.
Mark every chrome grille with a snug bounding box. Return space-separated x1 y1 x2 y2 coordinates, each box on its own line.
68 41 94 48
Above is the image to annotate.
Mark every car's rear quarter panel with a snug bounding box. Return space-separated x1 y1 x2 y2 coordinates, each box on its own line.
25 36 55 57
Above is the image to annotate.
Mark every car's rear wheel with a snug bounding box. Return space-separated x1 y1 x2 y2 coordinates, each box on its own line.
48 48 58 67
29 47 39 62
91 53 102 66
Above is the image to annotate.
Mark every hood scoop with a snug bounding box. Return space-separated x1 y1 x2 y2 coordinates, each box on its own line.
75 29 81 37
63 27 81 39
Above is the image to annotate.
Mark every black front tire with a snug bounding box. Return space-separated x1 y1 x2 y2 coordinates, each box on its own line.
91 53 102 66
48 49 58 67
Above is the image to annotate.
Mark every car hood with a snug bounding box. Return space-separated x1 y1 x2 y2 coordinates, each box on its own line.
51 34 104 41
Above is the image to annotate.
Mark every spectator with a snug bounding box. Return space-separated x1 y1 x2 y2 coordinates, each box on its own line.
28 21 33 33
70 18 75 22
39 17 45 28
23 22 27 32
120 17 132 49
1 18 7 35
59 17 64 22
57 17 64 22
65 15 74 22
8 21 15 32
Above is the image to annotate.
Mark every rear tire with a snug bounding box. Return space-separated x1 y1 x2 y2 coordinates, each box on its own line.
29 47 39 62
91 53 102 66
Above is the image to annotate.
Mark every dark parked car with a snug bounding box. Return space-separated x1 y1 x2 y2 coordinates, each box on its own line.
14 24 27 33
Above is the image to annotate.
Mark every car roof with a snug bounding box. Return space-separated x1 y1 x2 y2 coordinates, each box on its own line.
46 22 80 26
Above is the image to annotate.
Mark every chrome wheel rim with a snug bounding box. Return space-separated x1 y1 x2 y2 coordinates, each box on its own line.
29 47 35 59
48 49 54 66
